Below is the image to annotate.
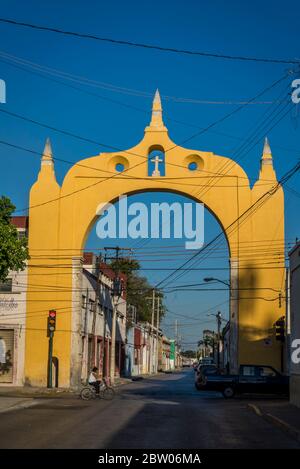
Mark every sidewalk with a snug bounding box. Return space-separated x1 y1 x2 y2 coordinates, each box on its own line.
0 386 77 399
248 400 300 444
0 371 167 402
0 376 134 400
0 397 37 414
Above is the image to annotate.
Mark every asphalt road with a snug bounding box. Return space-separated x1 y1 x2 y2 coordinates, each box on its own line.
0 369 299 449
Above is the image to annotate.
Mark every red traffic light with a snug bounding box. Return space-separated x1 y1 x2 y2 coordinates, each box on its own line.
49 310 56 318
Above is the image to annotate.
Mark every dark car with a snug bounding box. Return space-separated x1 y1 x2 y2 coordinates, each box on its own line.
198 364 289 398
194 364 220 390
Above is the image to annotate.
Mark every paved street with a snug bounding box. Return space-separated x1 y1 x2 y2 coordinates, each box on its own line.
0 369 298 449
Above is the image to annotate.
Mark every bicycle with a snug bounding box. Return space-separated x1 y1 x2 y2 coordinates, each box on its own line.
80 381 115 401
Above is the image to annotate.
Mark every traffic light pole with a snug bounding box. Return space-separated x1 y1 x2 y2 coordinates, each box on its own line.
47 331 54 388
47 310 56 388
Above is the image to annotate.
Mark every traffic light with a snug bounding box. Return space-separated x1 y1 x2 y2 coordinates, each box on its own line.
47 309 56 336
275 317 285 342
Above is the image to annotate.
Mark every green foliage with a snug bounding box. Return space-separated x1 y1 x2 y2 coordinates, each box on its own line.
109 257 165 324
0 196 29 281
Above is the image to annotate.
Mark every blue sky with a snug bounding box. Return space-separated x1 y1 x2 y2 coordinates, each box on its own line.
0 0 299 349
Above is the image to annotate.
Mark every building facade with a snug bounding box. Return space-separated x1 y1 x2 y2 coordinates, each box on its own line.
289 242 300 407
125 322 159 377
0 217 28 386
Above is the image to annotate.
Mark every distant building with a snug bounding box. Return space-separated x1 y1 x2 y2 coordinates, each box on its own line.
125 322 160 377
288 242 300 407
159 335 172 372
0 216 28 386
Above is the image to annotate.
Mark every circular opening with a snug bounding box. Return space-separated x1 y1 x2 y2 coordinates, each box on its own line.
188 162 198 171
184 154 204 172
115 163 125 172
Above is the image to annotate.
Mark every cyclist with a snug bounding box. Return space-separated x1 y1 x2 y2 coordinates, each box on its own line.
88 366 101 394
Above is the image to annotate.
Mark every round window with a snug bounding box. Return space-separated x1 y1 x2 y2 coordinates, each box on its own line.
115 163 125 172
188 162 198 171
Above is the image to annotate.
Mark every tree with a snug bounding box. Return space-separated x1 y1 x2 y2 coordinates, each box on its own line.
198 332 215 349
109 257 165 324
181 350 197 359
0 196 29 281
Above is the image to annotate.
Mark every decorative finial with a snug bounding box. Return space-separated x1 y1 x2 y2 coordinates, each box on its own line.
258 136 276 180
42 138 53 165
262 137 272 159
153 89 162 112
145 89 167 132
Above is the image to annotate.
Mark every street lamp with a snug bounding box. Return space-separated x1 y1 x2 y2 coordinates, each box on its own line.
203 277 230 287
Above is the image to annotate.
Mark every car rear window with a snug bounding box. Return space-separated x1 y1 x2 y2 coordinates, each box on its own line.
241 366 256 376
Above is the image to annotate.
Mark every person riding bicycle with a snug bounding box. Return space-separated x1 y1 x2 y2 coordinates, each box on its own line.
88 366 101 394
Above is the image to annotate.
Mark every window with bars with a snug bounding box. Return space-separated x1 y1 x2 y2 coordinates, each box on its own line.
0 279 12 293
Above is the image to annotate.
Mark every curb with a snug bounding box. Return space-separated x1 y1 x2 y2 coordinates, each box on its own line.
247 403 300 444
264 413 300 444
0 398 38 414
247 403 263 417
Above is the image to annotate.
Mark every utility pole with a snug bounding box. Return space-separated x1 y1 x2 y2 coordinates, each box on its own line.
151 289 155 373
207 311 224 368
84 287 89 380
92 256 102 369
104 246 131 385
156 293 160 372
145 288 156 374
217 311 222 368
174 319 179 368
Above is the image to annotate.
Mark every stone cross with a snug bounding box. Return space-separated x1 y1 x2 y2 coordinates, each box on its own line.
151 155 163 177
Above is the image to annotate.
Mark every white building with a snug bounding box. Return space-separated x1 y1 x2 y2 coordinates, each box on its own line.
0 216 28 386
80 253 127 383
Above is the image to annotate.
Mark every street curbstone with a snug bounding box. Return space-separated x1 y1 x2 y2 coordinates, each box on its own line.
0 398 39 414
247 403 263 417
264 413 300 444
247 403 300 445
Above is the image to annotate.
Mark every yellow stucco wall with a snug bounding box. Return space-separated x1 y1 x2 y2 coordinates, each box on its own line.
25 92 285 387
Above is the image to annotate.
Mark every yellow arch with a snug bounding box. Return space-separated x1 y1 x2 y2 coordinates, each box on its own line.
25 93 285 387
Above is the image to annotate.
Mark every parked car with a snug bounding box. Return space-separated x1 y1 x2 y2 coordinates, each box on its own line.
197 364 289 398
199 357 214 366
192 362 199 371
193 357 214 372
194 364 220 390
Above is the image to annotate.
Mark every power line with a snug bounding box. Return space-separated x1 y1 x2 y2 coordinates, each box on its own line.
157 101 294 287
0 50 286 106
0 18 299 64
155 155 300 288
2 73 286 213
